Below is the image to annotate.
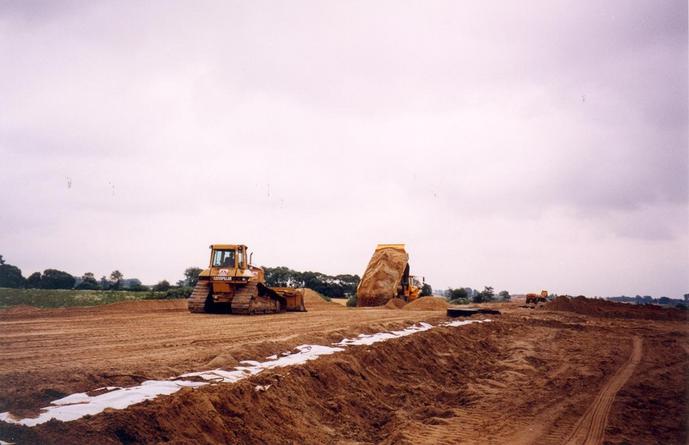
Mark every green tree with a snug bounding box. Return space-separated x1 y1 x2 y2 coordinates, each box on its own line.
421 283 433 297
40 269 76 289
154 280 171 292
498 290 511 301
450 288 468 300
263 266 359 298
183 267 203 287
473 286 494 303
26 272 42 288
0 255 4 265
264 266 293 287
99 276 112 290
125 278 148 291
110 270 123 289
76 272 100 290
0 261 25 288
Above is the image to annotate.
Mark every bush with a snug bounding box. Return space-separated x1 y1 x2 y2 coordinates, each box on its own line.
448 288 468 301
129 284 149 292
473 286 494 303
420 283 432 296
165 287 193 299
346 294 358 307
0 288 168 308
449 298 470 305
154 280 171 292
76 279 100 290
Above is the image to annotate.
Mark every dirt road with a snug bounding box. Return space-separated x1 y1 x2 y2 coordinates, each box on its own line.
564 336 643 445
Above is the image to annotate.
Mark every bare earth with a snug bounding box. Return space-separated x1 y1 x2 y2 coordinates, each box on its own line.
0 292 687 444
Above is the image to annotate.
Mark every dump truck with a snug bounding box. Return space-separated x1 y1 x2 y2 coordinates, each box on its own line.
526 290 549 305
356 244 423 307
187 244 306 315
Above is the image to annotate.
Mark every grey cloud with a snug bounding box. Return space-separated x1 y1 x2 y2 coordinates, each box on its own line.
0 0 686 296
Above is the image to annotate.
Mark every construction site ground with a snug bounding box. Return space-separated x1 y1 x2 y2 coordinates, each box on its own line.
0 292 687 444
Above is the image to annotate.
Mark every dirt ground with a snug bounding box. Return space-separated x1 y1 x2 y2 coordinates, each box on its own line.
0 294 687 444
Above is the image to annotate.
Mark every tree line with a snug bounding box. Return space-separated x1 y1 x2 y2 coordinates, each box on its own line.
442 286 511 304
0 255 362 300
264 266 360 299
0 255 202 295
0 254 439 301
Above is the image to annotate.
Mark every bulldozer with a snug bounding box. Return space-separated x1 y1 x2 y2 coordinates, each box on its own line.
187 244 306 315
526 290 549 305
356 244 424 307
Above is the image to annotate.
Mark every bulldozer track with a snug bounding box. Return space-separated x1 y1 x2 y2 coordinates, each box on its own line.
229 282 258 315
230 283 282 315
563 336 643 445
187 281 210 313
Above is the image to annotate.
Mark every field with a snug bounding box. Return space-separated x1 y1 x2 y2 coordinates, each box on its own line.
0 291 687 444
0 288 169 309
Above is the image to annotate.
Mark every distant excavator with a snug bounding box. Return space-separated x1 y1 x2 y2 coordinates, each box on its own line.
356 244 423 307
187 244 306 315
526 290 549 305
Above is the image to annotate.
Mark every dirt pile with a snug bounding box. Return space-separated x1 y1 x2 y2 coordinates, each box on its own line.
403 297 449 311
543 296 688 321
0 322 503 445
357 247 408 307
384 298 407 309
301 289 345 311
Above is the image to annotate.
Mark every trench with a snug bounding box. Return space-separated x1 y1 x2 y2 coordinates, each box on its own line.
0 319 490 435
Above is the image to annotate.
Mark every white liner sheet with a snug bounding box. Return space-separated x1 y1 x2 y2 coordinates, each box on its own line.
0 319 490 427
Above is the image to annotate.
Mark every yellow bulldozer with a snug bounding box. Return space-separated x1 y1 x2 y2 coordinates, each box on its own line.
187 244 306 315
356 244 424 307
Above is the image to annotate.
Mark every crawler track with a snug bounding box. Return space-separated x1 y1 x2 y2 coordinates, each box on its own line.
230 283 282 315
187 281 211 313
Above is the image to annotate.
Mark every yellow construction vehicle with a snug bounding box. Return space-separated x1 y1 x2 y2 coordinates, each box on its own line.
187 244 306 315
525 290 549 305
357 244 423 307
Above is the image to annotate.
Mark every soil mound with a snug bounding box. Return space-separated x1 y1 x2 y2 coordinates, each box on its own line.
384 298 407 309
403 297 449 311
357 247 409 307
302 289 345 311
542 296 687 321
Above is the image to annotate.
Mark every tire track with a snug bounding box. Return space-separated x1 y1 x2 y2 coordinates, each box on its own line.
563 336 643 445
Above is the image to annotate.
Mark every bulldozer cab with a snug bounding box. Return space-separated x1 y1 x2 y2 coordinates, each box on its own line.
209 244 249 277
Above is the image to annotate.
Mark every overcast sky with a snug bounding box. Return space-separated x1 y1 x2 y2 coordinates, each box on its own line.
1 0 687 297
